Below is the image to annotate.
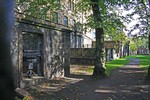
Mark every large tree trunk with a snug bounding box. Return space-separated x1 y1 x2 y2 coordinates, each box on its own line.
148 33 150 55
149 0 150 54
0 0 15 99
93 28 106 77
91 0 106 77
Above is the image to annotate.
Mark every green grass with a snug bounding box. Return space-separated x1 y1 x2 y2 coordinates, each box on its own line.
71 55 150 76
105 57 130 76
105 55 150 76
126 55 150 69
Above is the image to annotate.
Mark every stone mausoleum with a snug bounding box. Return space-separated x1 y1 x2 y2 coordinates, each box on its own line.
11 12 73 86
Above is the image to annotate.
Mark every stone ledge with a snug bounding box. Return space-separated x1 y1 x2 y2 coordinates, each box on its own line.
22 76 45 88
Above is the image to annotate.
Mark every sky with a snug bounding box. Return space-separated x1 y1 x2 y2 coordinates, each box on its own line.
116 6 141 36
124 14 140 36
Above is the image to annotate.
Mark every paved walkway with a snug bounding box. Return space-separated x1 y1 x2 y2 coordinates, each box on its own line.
27 58 150 100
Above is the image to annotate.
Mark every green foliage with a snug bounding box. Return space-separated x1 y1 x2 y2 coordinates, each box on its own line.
16 0 61 19
76 0 123 29
129 35 148 53
132 35 148 48
130 40 138 52
138 55 150 68
75 0 133 44
122 0 149 37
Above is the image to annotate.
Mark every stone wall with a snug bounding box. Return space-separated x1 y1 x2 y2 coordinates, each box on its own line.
11 23 22 87
70 48 95 65
70 41 123 65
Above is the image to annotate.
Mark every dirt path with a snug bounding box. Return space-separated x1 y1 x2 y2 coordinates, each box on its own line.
27 58 150 100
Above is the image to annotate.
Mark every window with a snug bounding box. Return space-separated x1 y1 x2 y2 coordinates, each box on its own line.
64 16 68 25
72 2 75 11
78 35 83 48
40 8 45 19
53 12 58 23
68 0 71 10
70 33 75 48
58 13 62 23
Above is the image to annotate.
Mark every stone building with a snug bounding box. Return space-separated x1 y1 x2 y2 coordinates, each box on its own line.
12 13 71 84
12 0 85 87
12 0 102 87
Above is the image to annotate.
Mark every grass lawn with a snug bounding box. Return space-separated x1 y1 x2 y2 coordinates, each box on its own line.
71 57 131 76
106 55 150 76
105 57 130 76
126 55 150 69
71 55 150 76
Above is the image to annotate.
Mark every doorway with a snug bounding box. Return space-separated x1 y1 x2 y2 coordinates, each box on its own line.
22 32 44 76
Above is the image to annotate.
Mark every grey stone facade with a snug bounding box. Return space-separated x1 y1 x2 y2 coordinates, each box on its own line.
11 14 72 86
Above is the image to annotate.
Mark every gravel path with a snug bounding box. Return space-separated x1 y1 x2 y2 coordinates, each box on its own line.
27 58 150 100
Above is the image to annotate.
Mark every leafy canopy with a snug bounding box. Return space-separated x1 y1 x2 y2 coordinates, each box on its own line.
16 0 61 19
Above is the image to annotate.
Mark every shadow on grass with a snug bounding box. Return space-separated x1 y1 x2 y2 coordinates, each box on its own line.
69 74 91 79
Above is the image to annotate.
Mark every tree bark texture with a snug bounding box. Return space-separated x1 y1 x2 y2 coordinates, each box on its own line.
148 33 150 54
145 0 150 61
91 0 106 77
149 0 150 53
63 31 71 77
0 0 15 100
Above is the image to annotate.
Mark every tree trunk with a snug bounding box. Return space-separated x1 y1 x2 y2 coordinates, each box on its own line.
148 33 150 55
93 28 106 77
91 0 106 78
149 0 150 54
146 0 150 54
0 0 15 100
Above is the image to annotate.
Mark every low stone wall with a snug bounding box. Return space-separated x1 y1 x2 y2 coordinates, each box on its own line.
70 48 95 58
70 48 95 65
70 47 120 65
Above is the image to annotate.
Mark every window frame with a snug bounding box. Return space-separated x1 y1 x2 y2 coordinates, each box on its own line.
63 16 68 26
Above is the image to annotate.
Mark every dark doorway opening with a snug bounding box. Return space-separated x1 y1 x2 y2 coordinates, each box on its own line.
22 32 44 76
